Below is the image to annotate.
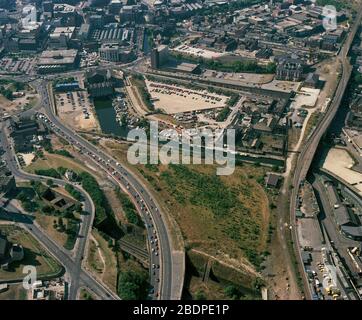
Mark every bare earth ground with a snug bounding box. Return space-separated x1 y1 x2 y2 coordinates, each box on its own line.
125 76 149 115
0 93 40 117
315 58 342 112
84 229 118 293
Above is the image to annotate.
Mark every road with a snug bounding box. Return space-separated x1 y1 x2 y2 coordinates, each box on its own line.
34 80 180 300
289 8 362 299
0 52 184 300
0 121 119 300
312 175 361 299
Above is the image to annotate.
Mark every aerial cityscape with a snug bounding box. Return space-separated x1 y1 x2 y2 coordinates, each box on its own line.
0 0 362 305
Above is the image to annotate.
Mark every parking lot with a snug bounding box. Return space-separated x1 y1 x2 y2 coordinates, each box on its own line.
172 44 226 59
0 57 36 74
55 91 99 131
145 80 228 114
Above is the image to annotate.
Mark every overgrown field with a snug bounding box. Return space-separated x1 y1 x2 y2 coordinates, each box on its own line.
102 141 270 272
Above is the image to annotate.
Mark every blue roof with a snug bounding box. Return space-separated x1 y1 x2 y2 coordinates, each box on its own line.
55 82 79 88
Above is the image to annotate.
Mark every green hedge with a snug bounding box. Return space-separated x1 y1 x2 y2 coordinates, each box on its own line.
115 188 143 227
79 172 109 226
34 168 61 179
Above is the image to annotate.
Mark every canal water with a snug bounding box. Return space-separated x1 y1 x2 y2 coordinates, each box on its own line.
143 29 151 54
93 97 129 138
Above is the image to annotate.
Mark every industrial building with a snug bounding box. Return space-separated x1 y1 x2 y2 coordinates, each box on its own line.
325 181 362 241
37 49 80 74
85 69 116 98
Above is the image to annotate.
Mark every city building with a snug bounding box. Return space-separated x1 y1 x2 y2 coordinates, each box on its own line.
276 55 303 81
0 234 24 270
37 49 80 74
9 117 47 152
151 45 169 69
42 1 54 20
109 0 122 15
85 69 116 98
53 4 82 27
304 73 319 88
0 161 15 199
54 81 80 92
265 173 281 188
48 27 76 49
120 5 142 23
9 244 24 262
78 24 90 41
89 15 105 29
99 43 135 63
30 279 66 300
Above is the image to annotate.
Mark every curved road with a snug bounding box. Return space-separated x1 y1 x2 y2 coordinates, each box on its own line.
34 81 178 300
0 121 119 300
289 9 362 299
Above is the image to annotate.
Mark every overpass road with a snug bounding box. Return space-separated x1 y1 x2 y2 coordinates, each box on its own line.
33 80 182 300
0 121 119 300
289 9 362 299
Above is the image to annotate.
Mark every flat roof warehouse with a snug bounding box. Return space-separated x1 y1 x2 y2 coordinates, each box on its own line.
38 49 78 65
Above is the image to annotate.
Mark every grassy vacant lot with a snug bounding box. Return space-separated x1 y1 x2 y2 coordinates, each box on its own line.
87 230 118 293
0 225 61 281
35 214 72 249
25 152 93 175
0 284 28 300
102 141 270 272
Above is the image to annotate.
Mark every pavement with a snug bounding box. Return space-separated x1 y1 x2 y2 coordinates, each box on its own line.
0 57 185 300
33 79 184 300
288 7 362 299
312 175 361 298
0 121 119 300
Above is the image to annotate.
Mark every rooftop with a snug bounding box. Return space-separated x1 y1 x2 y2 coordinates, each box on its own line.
38 50 78 65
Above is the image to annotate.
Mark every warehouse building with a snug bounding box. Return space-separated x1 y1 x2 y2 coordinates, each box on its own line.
37 49 80 74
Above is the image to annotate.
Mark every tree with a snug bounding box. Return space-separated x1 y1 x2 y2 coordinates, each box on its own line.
42 205 53 214
118 270 149 300
252 278 264 292
22 201 37 213
58 217 65 232
113 241 120 253
195 290 206 300
354 73 362 85
224 285 240 300
46 179 54 187
63 210 74 220
16 191 28 202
